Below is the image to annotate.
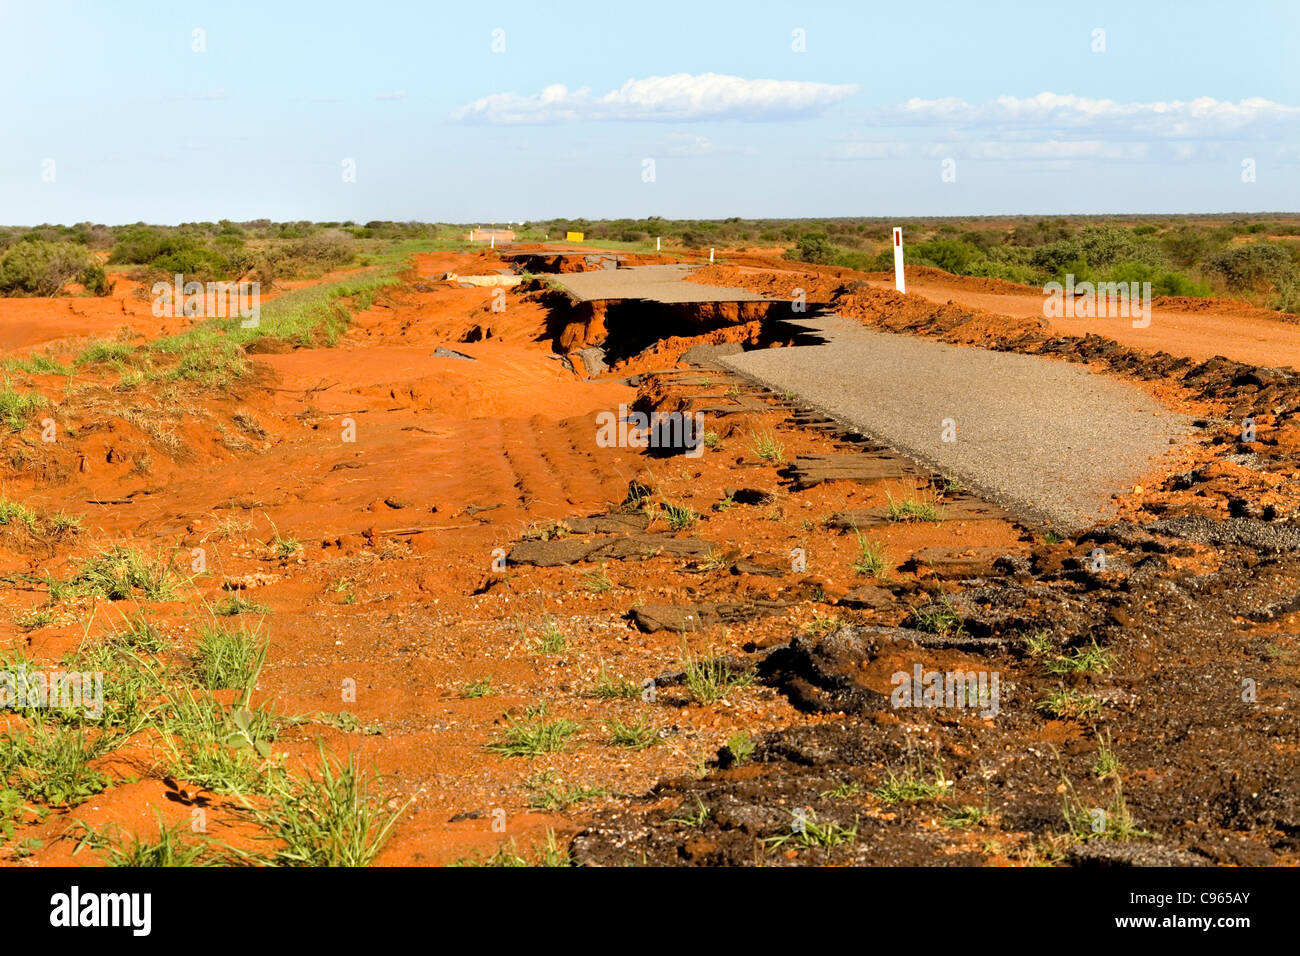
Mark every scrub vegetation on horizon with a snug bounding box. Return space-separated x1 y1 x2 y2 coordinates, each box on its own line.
2 213 1299 313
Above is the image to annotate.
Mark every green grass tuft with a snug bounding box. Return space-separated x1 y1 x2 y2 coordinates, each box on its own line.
71 546 181 601
682 647 754 705
486 704 581 758
194 622 266 690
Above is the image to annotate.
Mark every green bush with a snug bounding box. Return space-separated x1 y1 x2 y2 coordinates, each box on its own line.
109 226 237 281
0 240 103 296
1151 271 1209 297
823 248 869 271
285 230 354 270
80 263 111 296
1101 261 1209 297
1272 275 1300 313
107 226 169 265
912 239 986 275
784 232 837 265
1202 242 1294 293
1160 226 1214 268
149 244 230 278
1029 226 1165 282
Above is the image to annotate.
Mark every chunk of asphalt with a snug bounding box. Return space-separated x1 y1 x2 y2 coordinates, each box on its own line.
433 346 475 361
1067 843 1208 867
571 347 609 376
761 623 1006 715
561 513 651 534
629 600 788 633
508 533 716 568
680 341 745 365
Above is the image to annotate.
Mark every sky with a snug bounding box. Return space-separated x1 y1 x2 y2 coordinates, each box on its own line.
1 0 1297 224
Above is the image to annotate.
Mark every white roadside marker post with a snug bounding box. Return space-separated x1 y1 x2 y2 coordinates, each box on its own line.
490 234 495 250
893 227 905 293
656 236 661 252
710 247 715 263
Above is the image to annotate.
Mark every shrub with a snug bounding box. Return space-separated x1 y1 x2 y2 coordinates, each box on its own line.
285 230 355 271
107 226 170 265
1101 261 1210 297
0 240 102 296
784 232 837 265
108 226 235 281
80 263 111 296
1273 274 1300 314
829 248 877 271
1202 242 1294 293
870 248 897 271
912 239 986 275
1029 226 1165 282
1150 270 1209 297
1160 226 1214 268
148 243 230 279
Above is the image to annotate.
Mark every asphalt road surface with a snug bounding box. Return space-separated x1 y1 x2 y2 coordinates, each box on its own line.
720 315 1192 531
552 264 771 303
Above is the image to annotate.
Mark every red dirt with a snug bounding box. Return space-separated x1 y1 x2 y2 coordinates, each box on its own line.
3 242 1298 868
868 270 1300 367
3 247 1036 865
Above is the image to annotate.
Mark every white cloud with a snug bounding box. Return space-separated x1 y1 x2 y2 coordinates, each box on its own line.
452 73 858 125
827 93 1300 166
375 90 407 101
878 93 1300 140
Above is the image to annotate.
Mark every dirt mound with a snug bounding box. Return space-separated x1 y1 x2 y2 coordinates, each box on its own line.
707 253 855 277
684 265 844 303
866 265 1041 296
832 282 1046 339
1151 294 1299 323
612 320 778 375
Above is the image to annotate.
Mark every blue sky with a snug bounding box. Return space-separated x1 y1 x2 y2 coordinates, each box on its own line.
1 0 1296 224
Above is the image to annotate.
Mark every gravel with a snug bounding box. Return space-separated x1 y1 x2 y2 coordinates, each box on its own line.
1146 514 1300 552
720 315 1192 531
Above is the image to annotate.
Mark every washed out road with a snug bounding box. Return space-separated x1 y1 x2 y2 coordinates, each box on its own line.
720 315 1192 531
